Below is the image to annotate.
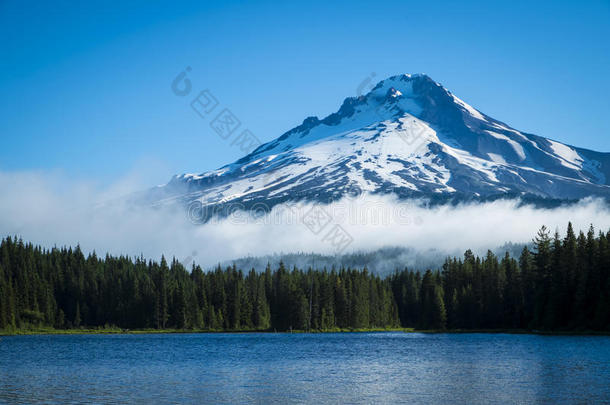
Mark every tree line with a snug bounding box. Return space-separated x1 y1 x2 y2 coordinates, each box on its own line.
0 239 398 331
0 223 608 332
390 223 609 330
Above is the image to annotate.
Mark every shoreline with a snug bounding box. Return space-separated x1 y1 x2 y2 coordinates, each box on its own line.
2 327 609 337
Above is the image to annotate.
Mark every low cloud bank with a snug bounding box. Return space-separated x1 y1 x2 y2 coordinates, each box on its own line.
1 170 609 270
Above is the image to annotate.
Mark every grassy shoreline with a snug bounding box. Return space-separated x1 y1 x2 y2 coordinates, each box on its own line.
1 326 608 336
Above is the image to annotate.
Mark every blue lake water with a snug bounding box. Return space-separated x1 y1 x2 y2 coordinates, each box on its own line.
1 332 609 404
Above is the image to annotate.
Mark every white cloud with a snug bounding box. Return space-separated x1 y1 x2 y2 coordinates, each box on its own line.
1 170 609 268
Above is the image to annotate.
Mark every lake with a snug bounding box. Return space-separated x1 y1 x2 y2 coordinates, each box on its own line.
1 332 609 404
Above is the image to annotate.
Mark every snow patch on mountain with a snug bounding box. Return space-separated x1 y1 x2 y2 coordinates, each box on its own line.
547 139 583 170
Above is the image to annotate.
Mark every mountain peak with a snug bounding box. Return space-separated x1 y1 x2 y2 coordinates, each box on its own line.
243 73 473 162
370 73 438 93
150 74 610 210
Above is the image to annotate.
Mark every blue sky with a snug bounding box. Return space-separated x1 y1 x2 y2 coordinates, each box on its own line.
1 0 609 186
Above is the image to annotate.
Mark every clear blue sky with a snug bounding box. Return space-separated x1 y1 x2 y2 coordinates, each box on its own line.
1 0 609 186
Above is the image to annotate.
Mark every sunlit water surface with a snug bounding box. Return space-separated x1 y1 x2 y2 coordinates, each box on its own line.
1 332 609 404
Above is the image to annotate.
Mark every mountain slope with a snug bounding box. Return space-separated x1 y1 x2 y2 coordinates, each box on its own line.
149 74 610 210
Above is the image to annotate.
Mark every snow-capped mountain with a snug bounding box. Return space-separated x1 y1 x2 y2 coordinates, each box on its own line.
149 74 610 211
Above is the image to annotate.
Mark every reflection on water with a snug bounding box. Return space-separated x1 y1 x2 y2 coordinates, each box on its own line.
1 333 609 404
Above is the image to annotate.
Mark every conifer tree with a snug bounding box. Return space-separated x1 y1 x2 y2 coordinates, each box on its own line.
74 302 81 328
